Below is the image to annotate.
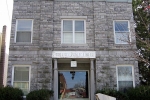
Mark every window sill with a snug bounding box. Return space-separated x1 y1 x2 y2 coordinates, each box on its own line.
113 43 135 49
61 43 88 46
115 43 129 45
60 16 87 19
14 42 32 45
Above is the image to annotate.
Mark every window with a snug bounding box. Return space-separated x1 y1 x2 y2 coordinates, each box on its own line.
114 21 130 44
15 19 33 42
62 20 85 44
117 66 134 91
13 66 30 95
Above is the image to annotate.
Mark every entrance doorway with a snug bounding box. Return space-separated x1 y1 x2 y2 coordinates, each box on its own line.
58 71 89 100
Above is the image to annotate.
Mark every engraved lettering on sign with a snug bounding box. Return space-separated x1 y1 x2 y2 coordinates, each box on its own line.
56 53 61 57
52 51 96 58
90 53 94 57
85 53 89 57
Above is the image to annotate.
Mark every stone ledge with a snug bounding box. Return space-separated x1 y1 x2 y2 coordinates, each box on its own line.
60 16 87 19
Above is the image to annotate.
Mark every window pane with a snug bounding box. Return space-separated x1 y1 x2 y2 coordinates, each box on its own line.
63 20 72 31
14 67 29 81
63 32 73 43
75 32 84 43
75 21 84 31
115 21 128 32
14 82 22 88
118 81 133 91
16 32 31 42
17 20 32 31
22 89 29 95
115 32 128 44
13 82 29 89
118 66 132 81
13 82 29 95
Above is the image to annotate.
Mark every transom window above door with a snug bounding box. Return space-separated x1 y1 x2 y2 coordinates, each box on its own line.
61 20 86 44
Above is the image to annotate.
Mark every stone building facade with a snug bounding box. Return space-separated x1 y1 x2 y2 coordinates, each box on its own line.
8 0 139 100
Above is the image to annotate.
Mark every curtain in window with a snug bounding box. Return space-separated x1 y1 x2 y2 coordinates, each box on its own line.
62 20 85 44
118 67 133 91
75 21 84 31
63 21 72 31
115 21 129 44
75 32 84 43
14 67 29 95
16 20 32 42
63 20 73 43
115 32 128 44
63 32 73 43
75 21 84 43
118 81 133 91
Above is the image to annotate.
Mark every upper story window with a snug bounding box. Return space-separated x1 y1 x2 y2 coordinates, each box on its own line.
13 66 30 95
15 19 33 43
116 65 134 91
61 20 86 44
114 21 130 44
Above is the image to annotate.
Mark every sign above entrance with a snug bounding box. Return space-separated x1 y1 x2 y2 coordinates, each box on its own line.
52 51 96 58
71 61 77 67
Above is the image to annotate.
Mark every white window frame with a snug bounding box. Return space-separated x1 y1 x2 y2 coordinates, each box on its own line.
11 65 31 95
61 19 86 44
113 20 131 44
116 65 135 91
15 19 33 43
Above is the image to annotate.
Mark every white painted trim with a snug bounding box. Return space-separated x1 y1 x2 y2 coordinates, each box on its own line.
14 20 17 43
116 66 118 90
116 65 135 91
11 65 31 95
60 16 87 19
113 20 131 44
61 19 86 44
61 20 63 44
31 19 34 43
128 21 132 43
84 20 86 43
15 19 33 43
73 20 75 43
11 66 14 86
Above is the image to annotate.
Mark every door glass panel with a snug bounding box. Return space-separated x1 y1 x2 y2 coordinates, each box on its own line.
58 71 89 100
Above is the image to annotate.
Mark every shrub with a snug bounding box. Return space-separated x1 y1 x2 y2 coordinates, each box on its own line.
0 86 23 100
96 88 129 100
126 86 150 100
26 89 53 100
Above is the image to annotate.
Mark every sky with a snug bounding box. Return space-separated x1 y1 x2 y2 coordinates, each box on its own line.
0 0 13 53
0 0 13 33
